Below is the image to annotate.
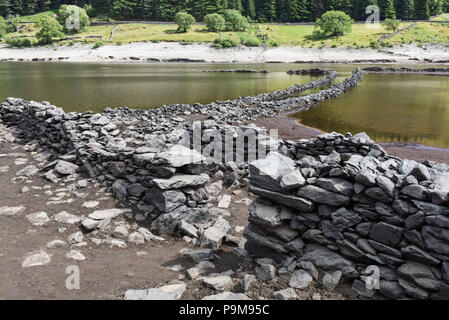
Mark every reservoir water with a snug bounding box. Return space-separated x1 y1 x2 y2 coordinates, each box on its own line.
1 62 448 148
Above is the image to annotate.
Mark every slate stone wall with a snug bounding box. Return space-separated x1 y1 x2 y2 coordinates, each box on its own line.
245 132 449 299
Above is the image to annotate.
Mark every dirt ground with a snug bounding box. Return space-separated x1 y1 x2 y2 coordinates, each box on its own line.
0 135 255 300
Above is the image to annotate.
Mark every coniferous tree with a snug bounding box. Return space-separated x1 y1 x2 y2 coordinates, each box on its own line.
380 0 397 18
414 0 429 19
428 0 443 15
396 0 414 19
245 0 256 19
263 0 276 21
0 0 12 16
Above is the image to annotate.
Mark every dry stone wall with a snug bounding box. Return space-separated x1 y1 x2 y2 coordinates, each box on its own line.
245 132 449 299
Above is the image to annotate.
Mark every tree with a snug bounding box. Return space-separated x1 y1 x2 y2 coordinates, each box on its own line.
57 5 90 33
110 0 136 19
314 10 353 37
381 0 397 18
174 11 195 32
0 16 7 39
35 16 64 44
83 4 97 18
224 9 248 30
204 12 225 31
396 0 414 20
428 0 443 15
246 0 256 20
263 0 276 21
0 0 12 17
383 18 400 31
414 0 430 19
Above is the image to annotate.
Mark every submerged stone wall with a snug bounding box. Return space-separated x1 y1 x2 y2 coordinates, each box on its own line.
245 132 449 300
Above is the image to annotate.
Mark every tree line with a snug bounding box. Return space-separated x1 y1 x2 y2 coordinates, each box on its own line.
0 0 448 22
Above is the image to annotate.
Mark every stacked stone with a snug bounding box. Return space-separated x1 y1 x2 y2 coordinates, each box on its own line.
245 132 449 300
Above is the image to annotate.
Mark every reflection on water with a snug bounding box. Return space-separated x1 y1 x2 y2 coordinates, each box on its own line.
0 62 322 113
1 62 449 148
294 73 449 148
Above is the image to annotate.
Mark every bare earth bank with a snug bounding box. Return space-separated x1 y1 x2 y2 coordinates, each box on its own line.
1 42 449 63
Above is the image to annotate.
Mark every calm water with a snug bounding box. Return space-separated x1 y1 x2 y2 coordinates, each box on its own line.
0 62 325 113
1 62 449 148
295 73 449 148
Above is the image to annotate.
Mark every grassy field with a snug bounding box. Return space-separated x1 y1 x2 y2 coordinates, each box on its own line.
388 22 449 46
2 11 449 48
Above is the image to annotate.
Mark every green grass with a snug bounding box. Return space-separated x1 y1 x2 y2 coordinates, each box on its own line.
2 10 449 48
19 10 58 22
389 22 449 45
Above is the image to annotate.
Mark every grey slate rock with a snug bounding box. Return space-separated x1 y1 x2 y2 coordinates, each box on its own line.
398 261 441 291
401 245 441 266
315 178 354 196
398 278 429 300
300 244 358 278
405 211 425 230
297 185 350 207
249 152 296 192
331 208 362 231
379 280 404 299
401 184 429 201
250 186 314 212
369 222 403 247
147 187 186 213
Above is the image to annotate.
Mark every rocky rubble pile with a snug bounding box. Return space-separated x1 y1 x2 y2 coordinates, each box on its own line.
245 131 449 299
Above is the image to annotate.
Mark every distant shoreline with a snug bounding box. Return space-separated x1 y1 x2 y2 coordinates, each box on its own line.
1 41 449 64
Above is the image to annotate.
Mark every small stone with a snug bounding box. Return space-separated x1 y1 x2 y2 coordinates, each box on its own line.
0 206 26 216
81 218 99 231
66 250 86 261
242 274 256 292
82 201 99 209
55 160 79 176
257 264 276 280
22 250 52 268
289 270 313 289
46 240 67 248
124 283 186 300
274 288 298 300
128 232 145 245
322 270 342 291
68 231 84 244
218 195 232 209
16 165 39 177
202 292 250 300
26 212 49 226
88 208 132 220
201 275 233 291
112 226 129 239
54 211 81 225
180 248 213 262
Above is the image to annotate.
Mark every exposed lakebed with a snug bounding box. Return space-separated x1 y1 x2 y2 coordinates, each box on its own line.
1 62 449 148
